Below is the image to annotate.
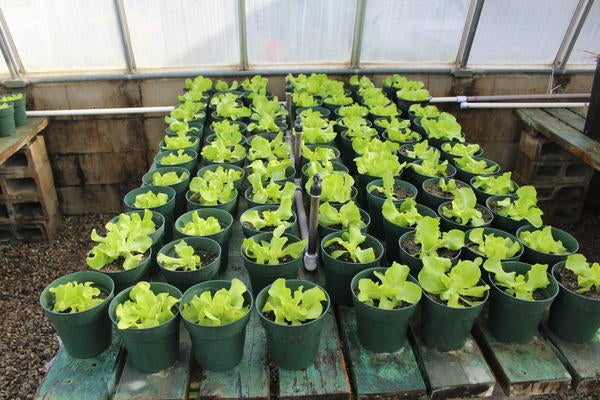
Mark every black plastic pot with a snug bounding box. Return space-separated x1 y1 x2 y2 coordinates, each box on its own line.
142 166 191 218
196 163 246 191
365 179 417 237
382 204 437 264
124 185 176 242
397 230 461 275
462 227 523 264
418 177 470 211
453 156 500 184
437 202 493 232
516 225 579 266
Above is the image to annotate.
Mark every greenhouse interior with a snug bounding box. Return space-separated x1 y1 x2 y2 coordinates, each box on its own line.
1 1 599 400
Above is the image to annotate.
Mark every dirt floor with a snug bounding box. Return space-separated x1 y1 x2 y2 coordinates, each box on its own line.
0 209 598 400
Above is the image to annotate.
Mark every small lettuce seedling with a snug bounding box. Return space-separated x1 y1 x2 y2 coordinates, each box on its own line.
472 172 516 195
403 140 436 160
247 115 280 133
300 113 337 144
241 197 294 230
483 261 550 301
438 178 460 195
418 256 489 308
241 75 268 93
357 262 422 309
50 281 104 313
396 88 431 102
1 93 23 102
214 80 239 92
87 227 153 271
201 141 246 163
247 159 292 182
178 90 207 103
323 226 376 263
468 228 521 261
352 137 399 156
454 155 498 174
182 278 250 326
184 75 212 92
318 201 366 230
421 113 464 142
133 190 169 208
564 254 600 294
211 120 244 146
349 75 375 90
166 101 205 123
250 95 287 120
110 209 157 238
198 165 243 185
368 171 404 200
337 115 370 131
159 149 194 166
369 103 400 117
324 93 353 106
495 186 543 227
343 125 378 140
248 132 290 161
248 174 296 204
304 160 337 177
409 104 440 119
305 172 355 204
188 176 237 206
413 216 465 258
301 145 337 164
262 278 327 326
292 92 319 107
337 103 369 118
410 151 450 177
166 119 200 136
440 187 485 226
151 171 188 186
441 142 482 158
115 281 180 329
242 226 307 265
163 135 197 150
158 240 204 271
354 148 406 178
382 198 426 228
518 226 567 254
180 213 223 236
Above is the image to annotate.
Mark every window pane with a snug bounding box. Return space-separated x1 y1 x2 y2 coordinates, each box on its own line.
0 0 125 73
360 0 469 65
567 1 600 66
247 0 355 66
0 55 9 76
124 0 239 69
469 0 578 66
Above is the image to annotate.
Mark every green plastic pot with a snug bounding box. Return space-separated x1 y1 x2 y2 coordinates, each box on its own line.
485 195 530 234
548 262 600 343
174 208 233 273
196 163 245 191
108 282 182 373
165 126 203 140
124 186 177 242
356 173 382 210
186 188 238 215
320 231 384 306
241 231 304 296
0 103 16 137
396 97 431 114
420 285 488 351
403 162 457 188
470 176 518 206
5 95 26 126
95 249 153 294
154 149 198 173
418 177 470 211
437 201 493 232
300 144 342 166
382 204 437 264
318 206 370 240
159 135 200 154
40 271 115 358
181 280 253 370
462 227 523 264
453 156 500 184
142 166 191 218
398 230 461 276
351 268 420 352
487 261 559 343
516 225 579 266
365 179 417 237
157 237 221 292
201 153 247 168
255 279 330 369
240 204 297 238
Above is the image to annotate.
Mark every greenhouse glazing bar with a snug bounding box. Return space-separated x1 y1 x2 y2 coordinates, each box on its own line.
0 7 22 79
350 0 367 69
455 0 485 69
113 0 137 74
553 0 594 72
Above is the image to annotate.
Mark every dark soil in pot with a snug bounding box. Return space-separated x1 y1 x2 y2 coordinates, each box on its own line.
424 179 469 198
370 185 415 200
554 267 600 300
399 233 460 259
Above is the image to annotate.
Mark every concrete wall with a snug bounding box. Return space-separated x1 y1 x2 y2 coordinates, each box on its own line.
2 72 593 215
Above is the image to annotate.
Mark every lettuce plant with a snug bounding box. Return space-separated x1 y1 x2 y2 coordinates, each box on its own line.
305 172 354 203
352 137 399 156
495 186 543 227
157 240 203 271
369 103 400 117
337 115 371 131
396 88 431 102
441 142 482 158
242 226 307 265
178 90 208 103
167 101 205 122
211 120 244 146
374 117 410 131
198 165 243 185
440 187 485 226
349 75 374 89
303 160 338 177
151 171 188 186
49 281 104 313
110 209 157 238
115 281 180 329
468 228 521 261
403 140 436 160
302 145 337 164
518 226 567 254
382 198 426 228
324 93 353 106
318 201 366 230
241 197 294 231
241 75 268 94
188 176 237 205
166 119 200 136
0 103 11 110
133 190 169 208
472 172 516 196
180 213 223 236
247 174 296 204
357 262 422 309
262 278 327 326
367 171 412 200
418 256 489 308
438 178 460 194
163 135 197 150
159 149 193 166
337 103 369 118
483 261 550 301
360 88 391 108
323 226 376 263
409 104 440 119
413 216 465 258
247 115 281 133
182 278 250 326
214 80 239 92
247 132 290 161
1 93 24 102
410 151 450 177
300 111 337 144
564 254 600 294
354 148 406 178
87 221 153 271
201 141 246 163
292 92 319 107
215 100 251 120
454 155 498 174
250 95 287 120
247 159 292 182
184 75 213 92
421 113 464 142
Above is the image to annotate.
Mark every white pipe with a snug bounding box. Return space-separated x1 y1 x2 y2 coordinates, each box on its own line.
26 106 174 117
432 93 589 104
460 101 589 109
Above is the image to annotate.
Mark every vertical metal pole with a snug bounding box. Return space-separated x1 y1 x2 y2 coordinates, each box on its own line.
584 56 600 140
293 115 303 178
553 0 594 72
285 82 292 133
455 0 485 69
304 174 322 271
238 0 249 70
0 7 23 79
114 0 137 74
350 0 367 70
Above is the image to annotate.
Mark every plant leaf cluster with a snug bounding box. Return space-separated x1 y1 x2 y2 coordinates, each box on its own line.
241 197 294 230
413 216 465 258
262 278 327 326
247 132 290 161
115 281 180 329
158 149 193 166
495 186 543 227
357 262 422 309
188 175 237 206
472 172 516 195
201 140 246 163
182 278 250 326
50 281 103 313
248 174 296 204
133 190 169 208
305 172 354 203
151 170 188 186
324 226 376 263
483 261 550 300
454 155 498 174
180 213 223 236
157 240 202 271
440 187 485 226
242 226 307 265
518 226 567 254
318 201 366 230
564 254 600 294
382 197 425 228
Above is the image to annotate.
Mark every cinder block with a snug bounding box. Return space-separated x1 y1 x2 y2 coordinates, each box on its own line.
538 199 586 225
518 131 575 161
0 203 9 221
13 212 60 242
0 135 49 175
514 154 593 185
0 161 56 200
11 194 58 222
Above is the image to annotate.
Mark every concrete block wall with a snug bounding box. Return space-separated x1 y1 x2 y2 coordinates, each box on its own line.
0 72 593 215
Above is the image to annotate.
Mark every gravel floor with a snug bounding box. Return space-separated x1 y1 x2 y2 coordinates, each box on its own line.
0 210 598 400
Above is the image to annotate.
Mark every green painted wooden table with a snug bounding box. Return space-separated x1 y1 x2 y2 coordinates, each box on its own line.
0 117 48 165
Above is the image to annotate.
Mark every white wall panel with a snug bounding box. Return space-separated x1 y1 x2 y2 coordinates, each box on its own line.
360 0 470 65
469 0 578 66
567 0 600 66
0 0 126 73
246 0 355 66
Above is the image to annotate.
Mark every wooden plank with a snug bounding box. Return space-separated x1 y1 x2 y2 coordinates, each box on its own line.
113 327 192 400
337 306 426 400
473 318 571 397
410 319 495 400
516 108 600 171
278 310 352 400
569 107 588 118
0 117 48 165
542 324 600 392
35 336 123 400
544 108 586 133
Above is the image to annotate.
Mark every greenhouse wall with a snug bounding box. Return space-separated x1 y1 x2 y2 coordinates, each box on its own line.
2 71 589 215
